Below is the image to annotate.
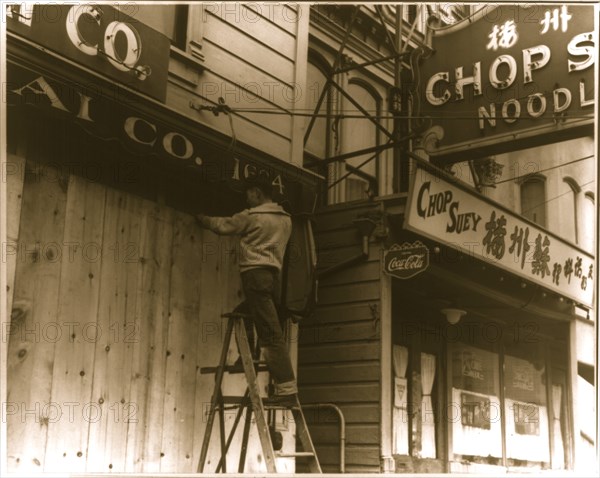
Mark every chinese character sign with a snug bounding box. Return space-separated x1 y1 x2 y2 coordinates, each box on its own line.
405 164 594 307
419 4 594 158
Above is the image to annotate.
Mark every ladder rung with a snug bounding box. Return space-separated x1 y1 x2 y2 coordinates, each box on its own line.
200 364 269 375
276 451 315 458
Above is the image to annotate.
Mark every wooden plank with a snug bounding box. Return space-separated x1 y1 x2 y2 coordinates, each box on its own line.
191 227 233 471
317 281 381 306
210 6 295 59
314 204 381 233
315 227 364 250
299 342 380 364
313 444 380 466
5 153 25 316
303 403 380 425
6 161 67 473
306 423 379 445
299 383 380 403
305 302 382 325
85 189 143 472
299 320 379 345
43 175 106 473
105 193 144 472
160 212 203 472
168 86 292 162
298 361 380 384
189 63 294 135
317 260 381 287
317 244 380 273
139 204 174 473
125 201 174 472
204 10 296 65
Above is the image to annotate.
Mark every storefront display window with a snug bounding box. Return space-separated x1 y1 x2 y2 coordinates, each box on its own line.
450 343 502 460
504 354 550 464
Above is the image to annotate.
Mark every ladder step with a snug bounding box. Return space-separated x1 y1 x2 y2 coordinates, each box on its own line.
276 451 315 458
200 364 269 375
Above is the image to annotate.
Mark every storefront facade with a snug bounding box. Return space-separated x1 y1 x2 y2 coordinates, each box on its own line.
299 3 595 474
4 3 318 473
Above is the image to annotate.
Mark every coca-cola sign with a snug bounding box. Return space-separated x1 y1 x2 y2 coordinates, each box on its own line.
384 242 429 279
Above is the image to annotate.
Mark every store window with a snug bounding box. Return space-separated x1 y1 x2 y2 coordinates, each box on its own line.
449 327 561 469
520 176 546 227
503 341 550 466
450 342 502 463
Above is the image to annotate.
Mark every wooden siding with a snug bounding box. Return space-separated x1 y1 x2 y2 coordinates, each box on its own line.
298 202 383 473
167 5 309 163
6 159 296 473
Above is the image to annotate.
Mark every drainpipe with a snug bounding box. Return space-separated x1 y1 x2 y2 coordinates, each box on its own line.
317 217 377 279
302 403 346 473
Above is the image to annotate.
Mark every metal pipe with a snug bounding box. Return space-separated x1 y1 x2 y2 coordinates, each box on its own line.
302 403 346 473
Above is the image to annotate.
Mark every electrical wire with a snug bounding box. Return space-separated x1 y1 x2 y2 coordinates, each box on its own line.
521 179 595 216
493 155 594 185
218 108 594 121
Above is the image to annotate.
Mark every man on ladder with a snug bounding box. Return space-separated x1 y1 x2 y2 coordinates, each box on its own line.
197 176 298 405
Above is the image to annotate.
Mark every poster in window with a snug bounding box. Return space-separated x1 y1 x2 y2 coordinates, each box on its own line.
513 402 540 436
461 392 491 430
504 355 546 405
452 344 498 396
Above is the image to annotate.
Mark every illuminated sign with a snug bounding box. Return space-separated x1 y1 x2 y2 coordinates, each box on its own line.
405 162 594 307
6 3 170 102
419 4 594 158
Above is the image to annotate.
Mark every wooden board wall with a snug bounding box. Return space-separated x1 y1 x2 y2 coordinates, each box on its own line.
298 202 383 473
6 159 295 473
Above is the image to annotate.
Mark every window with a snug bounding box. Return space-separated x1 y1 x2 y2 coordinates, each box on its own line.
520 176 546 227
125 5 189 50
448 324 564 470
340 80 380 202
304 61 331 160
562 178 580 244
581 192 595 252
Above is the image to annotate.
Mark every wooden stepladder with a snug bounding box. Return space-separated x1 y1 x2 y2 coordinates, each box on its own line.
197 312 321 474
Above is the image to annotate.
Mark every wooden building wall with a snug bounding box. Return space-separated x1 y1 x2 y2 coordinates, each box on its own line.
298 201 384 473
4 147 297 473
168 3 308 165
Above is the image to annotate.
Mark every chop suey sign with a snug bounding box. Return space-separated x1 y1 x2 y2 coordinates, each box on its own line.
420 4 594 156
405 163 594 307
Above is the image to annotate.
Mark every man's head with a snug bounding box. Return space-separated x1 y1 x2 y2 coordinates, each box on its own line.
245 178 273 207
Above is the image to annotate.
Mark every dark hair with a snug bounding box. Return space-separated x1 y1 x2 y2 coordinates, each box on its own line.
244 178 273 198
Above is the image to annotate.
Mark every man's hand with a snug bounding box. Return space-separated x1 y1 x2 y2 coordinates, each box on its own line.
196 213 209 228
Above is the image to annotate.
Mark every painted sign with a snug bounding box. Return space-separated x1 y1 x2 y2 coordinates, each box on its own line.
6 3 170 102
405 163 594 307
420 4 594 157
7 63 310 212
383 241 429 279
